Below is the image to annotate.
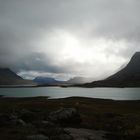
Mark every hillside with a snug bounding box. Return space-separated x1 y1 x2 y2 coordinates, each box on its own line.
0 68 33 85
82 52 140 87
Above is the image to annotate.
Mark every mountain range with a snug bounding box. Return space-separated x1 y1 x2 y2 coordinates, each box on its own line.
1 52 140 87
33 76 92 85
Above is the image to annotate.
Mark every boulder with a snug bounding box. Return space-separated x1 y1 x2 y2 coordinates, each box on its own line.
13 118 27 126
48 108 81 125
18 109 36 122
50 134 74 140
58 134 74 140
26 134 49 140
65 128 106 140
33 120 55 129
0 113 26 127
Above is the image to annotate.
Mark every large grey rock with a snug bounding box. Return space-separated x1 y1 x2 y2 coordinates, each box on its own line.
58 134 74 140
34 121 55 128
48 108 81 125
18 109 36 122
26 134 49 140
0 114 26 126
65 128 107 140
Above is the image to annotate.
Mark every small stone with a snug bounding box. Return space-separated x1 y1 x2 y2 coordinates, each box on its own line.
33 121 55 128
26 134 49 140
16 119 27 126
41 121 55 127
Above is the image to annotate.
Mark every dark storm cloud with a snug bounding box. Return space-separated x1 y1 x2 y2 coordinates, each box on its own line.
0 0 140 79
11 52 63 73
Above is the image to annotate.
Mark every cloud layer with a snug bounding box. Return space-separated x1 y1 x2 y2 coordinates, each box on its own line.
0 0 140 80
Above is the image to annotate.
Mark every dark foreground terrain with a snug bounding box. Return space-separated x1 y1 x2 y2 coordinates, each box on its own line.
0 96 140 140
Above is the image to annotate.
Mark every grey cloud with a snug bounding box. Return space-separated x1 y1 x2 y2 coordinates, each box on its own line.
0 0 140 79
9 52 70 73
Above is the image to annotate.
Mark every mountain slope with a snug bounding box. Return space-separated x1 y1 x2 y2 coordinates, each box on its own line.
82 52 140 87
0 68 33 85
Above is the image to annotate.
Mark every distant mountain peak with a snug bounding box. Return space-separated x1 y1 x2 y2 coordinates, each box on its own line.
33 77 58 85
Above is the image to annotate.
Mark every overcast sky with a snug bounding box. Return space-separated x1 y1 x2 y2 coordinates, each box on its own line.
0 0 140 80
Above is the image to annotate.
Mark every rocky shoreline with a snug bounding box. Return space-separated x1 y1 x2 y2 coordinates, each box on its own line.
0 96 140 140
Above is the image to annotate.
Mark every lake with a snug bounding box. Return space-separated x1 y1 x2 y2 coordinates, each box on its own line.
0 87 140 100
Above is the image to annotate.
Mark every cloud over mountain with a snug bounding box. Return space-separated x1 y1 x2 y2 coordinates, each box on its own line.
0 0 140 80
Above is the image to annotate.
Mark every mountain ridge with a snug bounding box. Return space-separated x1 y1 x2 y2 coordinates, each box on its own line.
80 52 140 87
33 77 61 85
33 76 93 85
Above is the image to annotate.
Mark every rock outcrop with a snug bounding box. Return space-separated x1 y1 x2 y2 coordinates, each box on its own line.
48 108 81 125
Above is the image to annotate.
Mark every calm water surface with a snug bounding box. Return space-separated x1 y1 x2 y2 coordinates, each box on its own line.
0 87 140 100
